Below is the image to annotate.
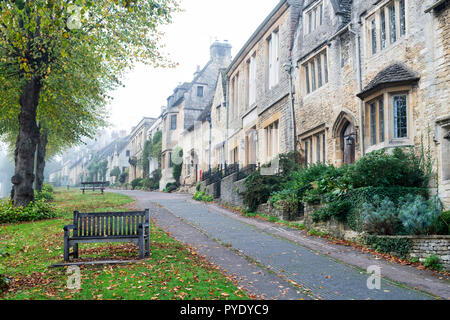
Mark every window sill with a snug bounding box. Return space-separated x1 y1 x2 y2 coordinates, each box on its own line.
304 83 329 99
366 36 406 61
365 138 413 153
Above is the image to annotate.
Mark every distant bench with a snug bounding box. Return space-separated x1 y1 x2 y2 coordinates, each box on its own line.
63 209 150 261
81 182 106 194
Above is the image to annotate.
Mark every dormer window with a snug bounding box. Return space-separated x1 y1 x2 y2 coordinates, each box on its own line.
304 1 323 34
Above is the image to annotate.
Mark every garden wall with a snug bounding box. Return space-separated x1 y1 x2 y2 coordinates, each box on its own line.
219 173 246 207
304 204 361 241
371 235 450 271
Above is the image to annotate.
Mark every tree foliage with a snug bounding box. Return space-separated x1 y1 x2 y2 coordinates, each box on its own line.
0 0 179 206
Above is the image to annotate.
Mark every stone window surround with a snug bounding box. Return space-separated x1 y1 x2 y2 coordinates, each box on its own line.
303 0 324 35
362 85 414 154
436 116 450 182
267 28 280 90
364 0 407 58
299 123 327 166
264 119 280 163
300 46 329 96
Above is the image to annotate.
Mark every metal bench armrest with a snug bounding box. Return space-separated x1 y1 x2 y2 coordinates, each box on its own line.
64 224 76 232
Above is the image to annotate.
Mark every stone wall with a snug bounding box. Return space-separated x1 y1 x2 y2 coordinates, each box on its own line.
218 173 246 208
374 235 450 271
304 203 361 241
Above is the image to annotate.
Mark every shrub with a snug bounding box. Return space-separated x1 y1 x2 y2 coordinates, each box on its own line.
172 147 183 184
118 171 128 184
346 187 429 232
361 196 401 235
269 163 338 217
193 191 213 202
131 178 143 190
164 182 178 193
42 183 54 193
423 254 442 271
0 199 60 224
365 235 412 258
398 195 443 235
243 152 300 212
345 148 430 189
436 211 450 235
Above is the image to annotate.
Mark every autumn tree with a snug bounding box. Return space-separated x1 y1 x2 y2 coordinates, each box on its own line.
0 0 178 206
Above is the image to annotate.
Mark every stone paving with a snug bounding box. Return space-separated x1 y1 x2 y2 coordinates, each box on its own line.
112 190 446 300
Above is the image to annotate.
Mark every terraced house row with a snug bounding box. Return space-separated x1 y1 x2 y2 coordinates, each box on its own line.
157 0 449 208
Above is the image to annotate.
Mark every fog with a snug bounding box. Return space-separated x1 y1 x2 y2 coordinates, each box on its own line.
0 147 14 199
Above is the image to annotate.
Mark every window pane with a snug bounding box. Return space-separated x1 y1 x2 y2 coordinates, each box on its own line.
170 115 177 130
393 95 407 138
400 0 406 36
319 4 323 25
308 12 312 33
311 61 316 91
381 9 386 49
323 52 328 83
316 135 321 163
322 133 326 163
304 141 308 166
313 8 317 30
370 103 377 145
317 56 322 87
371 19 377 54
379 98 385 143
197 86 203 97
305 64 310 93
389 5 396 44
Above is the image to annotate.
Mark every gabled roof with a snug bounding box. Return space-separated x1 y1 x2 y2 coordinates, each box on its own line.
357 63 420 99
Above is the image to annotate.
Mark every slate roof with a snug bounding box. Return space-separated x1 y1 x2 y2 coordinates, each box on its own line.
357 63 420 99
339 0 352 25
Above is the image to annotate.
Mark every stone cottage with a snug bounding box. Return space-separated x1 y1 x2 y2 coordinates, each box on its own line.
226 0 302 168
160 41 232 189
290 0 449 208
128 117 157 181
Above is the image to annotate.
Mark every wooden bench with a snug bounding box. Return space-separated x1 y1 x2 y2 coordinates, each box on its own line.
63 209 150 262
81 182 106 194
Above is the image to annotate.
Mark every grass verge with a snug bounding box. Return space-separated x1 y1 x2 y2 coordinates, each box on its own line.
0 189 248 300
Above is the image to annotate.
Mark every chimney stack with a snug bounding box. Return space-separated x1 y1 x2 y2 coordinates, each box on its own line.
210 40 232 63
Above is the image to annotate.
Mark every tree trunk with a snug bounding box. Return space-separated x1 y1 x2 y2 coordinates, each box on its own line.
11 77 42 207
35 128 48 192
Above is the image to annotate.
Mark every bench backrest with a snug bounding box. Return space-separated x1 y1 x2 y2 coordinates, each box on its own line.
73 210 149 237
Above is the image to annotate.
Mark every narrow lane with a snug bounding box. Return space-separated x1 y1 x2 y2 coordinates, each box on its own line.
114 190 443 300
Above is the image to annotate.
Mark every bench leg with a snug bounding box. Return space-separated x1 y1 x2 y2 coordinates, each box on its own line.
73 243 79 259
145 237 150 257
64 236 70 262
138 236 145 259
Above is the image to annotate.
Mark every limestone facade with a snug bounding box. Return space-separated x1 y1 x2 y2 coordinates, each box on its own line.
290 0 449 208
160 41 232 189
128 117 156 181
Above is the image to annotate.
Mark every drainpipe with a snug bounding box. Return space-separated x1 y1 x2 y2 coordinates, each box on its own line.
284 59 297 153
348 23 365 156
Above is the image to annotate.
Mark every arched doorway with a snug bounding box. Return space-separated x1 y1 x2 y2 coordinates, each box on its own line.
341 122 356 164
332 111 358 166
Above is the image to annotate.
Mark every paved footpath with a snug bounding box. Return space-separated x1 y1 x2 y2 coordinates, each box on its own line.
112 190 449 300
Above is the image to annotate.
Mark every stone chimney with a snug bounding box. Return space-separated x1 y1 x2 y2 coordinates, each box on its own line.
210 40 232 63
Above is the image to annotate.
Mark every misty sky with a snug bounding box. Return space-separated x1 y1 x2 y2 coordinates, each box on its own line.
107 0 279 133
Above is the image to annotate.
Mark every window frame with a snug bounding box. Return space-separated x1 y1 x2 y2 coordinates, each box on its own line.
302 49 328 95
363 88 411 153
365 0 407 57
170 114 177 130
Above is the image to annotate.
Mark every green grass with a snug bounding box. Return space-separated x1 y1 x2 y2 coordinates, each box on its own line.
0 190 248 300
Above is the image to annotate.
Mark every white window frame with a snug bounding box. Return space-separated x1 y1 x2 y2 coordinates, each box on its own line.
268 30 279 89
